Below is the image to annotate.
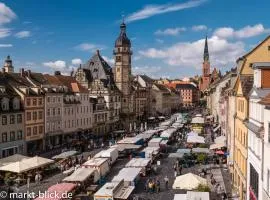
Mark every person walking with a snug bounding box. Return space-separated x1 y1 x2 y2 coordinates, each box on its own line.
156 179 160 193
164 176 169 190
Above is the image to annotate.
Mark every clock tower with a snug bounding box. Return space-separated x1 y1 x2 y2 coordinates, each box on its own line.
114 22 133 114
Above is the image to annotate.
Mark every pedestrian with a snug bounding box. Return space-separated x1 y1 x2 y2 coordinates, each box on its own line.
179 164 182 175
174 169 177 177
164 176 169 190
35 173 39 184
156 179 160 193
145 179 149 192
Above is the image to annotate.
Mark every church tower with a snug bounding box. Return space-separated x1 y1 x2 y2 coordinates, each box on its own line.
3 55 14 73
199 36 211 92
203 36 210 77
114 21 132 113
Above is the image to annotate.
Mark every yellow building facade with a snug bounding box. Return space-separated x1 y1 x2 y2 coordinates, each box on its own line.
233 36 270 200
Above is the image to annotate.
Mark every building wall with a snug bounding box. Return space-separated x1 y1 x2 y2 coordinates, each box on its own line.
45 93 63 147
234 95 248 200
0 98 24 158
263 107 270 200
228 94 236 173
24 95 44 153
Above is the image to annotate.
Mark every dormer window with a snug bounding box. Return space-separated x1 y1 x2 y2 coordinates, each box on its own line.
1 98 9 111
13 98 20 110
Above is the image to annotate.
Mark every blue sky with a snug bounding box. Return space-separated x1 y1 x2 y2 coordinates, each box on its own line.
0 0 270 78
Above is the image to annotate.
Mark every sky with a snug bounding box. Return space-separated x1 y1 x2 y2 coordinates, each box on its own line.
0 0 270 79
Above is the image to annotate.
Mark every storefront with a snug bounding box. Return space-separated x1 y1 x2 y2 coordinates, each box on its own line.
249 164 259 200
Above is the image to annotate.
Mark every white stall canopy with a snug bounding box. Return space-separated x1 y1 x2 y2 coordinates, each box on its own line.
63 168 99 183
187 135 205 144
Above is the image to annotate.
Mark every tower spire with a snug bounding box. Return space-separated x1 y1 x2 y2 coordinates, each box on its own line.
203 35 209 62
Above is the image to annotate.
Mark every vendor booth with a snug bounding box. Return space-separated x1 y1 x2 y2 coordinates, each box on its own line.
63 167 100 184
112 167 141 186
125 158 151 176
148 138 163 147
160 128 177 140
94 179 134 200
140 147 160 161
94 148 118 165
82 158 109 177
191 115 204 134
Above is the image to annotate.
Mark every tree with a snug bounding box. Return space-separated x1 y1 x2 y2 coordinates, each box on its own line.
196 184 210 192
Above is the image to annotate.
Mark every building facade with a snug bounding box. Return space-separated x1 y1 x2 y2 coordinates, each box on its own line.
0 73 24 158
175 83 199 108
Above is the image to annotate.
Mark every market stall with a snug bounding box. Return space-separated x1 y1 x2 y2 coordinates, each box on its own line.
187 135 205 144
112 167 141 186
52 150 78 160
148 138 163 147
160 128 177 140
174 191 209 200
125 158 151 176
191 115 204 134
140 147 160 160
35 183 77 200
63 167 100 184
94 148 118 165
82 158 109 177
94 180 134 200
172 173 207 190
117 137 144 145
0 154 29 167
0 156 54 173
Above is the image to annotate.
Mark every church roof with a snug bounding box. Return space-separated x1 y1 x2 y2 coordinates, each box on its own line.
115 22 131 47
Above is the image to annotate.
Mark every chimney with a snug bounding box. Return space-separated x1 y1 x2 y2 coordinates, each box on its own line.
54 71 61 76
96 49 100 55
20 68 25 77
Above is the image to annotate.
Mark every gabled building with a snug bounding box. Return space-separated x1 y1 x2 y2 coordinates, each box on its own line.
232 35 270 200
75 50 121 134
246 63 270 200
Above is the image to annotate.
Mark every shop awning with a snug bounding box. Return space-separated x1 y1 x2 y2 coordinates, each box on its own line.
0 154 29 167
0 156 54 173
192 148 210 154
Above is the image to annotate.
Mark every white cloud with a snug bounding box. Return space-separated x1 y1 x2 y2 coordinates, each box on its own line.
156 39 164 44
0 3 16 25
43 60 66 70
133 65 163 78
155 27 186 36
214 24 269 39
0 28 11 38
139 36 245 69
15 31 31 38
126 0 207 22
192 25 207 31
102 56 114 65
75 43 105 52
0 44 12 48
71 58 82 65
